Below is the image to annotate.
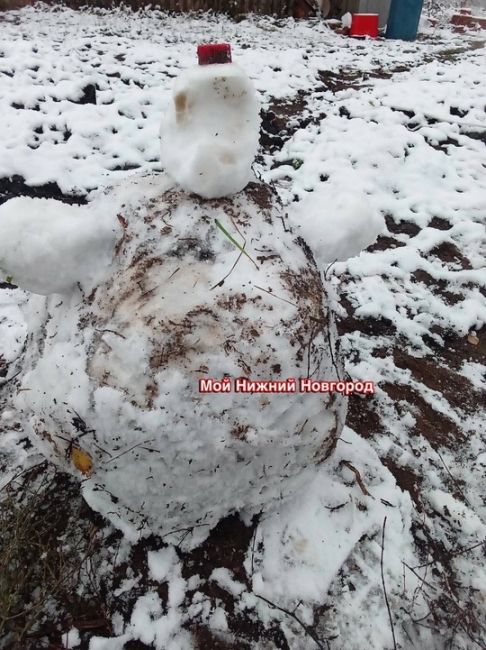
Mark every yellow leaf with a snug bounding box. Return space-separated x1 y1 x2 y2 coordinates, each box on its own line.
71 446 93 476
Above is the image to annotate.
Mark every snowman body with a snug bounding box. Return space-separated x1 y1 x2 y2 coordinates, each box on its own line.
16 175 346 546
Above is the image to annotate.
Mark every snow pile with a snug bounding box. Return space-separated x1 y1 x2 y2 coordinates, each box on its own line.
15 174 346 546
246 427 420 649
0 197 119 295
160 61 260 198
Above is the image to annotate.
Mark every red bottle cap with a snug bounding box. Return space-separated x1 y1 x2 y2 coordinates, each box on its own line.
197 43 232 65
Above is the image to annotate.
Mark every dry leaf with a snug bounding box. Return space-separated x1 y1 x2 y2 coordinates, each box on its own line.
71 446 93 476
468 334 479 346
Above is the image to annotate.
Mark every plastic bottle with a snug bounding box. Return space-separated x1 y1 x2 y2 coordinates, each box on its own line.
160 43 261 200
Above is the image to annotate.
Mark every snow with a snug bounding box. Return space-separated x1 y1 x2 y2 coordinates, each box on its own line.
148 546 179 582
0 197 120 295
208 607 228 632
458 360 486 390
210 568 246 596
0 5 485 650
248 427 416 607
126 558 192 650
0 289 27 363
62 627 81 649
88 635 131 650
160 61 260 198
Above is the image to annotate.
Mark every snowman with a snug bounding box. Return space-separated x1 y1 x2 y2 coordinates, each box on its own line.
0 44 383 546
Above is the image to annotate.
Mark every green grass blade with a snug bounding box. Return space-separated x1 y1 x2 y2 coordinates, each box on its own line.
215 219 259 270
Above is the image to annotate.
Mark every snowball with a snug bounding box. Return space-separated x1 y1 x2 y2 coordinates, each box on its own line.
290 192 385 266
0 197 120 295
160 63 261 199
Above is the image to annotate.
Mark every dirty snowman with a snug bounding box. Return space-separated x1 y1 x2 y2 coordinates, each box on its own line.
0 44 383 547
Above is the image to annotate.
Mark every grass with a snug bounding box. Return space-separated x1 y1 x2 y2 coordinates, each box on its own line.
0 463 105 649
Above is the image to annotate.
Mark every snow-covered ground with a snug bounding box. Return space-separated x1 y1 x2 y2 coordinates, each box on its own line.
0 5 485 650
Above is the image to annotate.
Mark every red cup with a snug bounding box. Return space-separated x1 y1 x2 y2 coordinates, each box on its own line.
350 13 379 38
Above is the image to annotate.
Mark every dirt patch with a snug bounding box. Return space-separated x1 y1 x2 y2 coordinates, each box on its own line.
428 216 451 230
426 135 461 151
180 515 291 649
149 307 219 371
244 181 275 211
182 514 254 587
461 129 486 145
367 234 407 252
430 241 473 269
260 95 326 154
345 393 386 439
0 174 87 206
411 270 465 306
382 457 424 510
336 295 396 338
381 381 465 449
315 68 363 93
190 625 247 650
424 325 486 372
384 214 421 237
393 348 482 414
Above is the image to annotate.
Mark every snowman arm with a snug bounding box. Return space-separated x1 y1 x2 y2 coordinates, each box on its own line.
289 194 385 266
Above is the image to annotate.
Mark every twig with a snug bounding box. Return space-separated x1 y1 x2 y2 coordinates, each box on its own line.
323 259 338 282
160 523 209 542
250 524 258 577
102 440 155 465
253 284 298 307
381 517 397 650
210 249 243 291
292 600 303 615
413 538 486 570
341 461 372 497
167 267 180 282
254 593 329 650
403 562 438 594
0 369 22 387
401 622 416 648
0 462 48 494
324 502 347 512
435 448 470 506
411 561 429 612
94 329 126 340
324 310 341 381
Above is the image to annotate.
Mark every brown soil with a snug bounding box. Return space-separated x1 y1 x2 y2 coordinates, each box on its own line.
0 175 87 207
384 214 421 237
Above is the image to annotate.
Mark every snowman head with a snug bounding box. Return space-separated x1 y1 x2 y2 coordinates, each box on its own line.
160 44 261 200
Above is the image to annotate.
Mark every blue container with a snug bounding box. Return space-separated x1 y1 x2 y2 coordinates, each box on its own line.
385 0 424 41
